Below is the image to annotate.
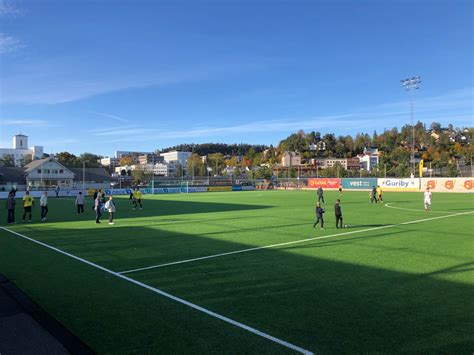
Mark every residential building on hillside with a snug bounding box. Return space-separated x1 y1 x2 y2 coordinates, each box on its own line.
100 157 120 168
317 157 360 170
139 154 163 165
0 134 44 167
281 151 301 166
114 151 151 159
160 151 191 165
358 147 379 171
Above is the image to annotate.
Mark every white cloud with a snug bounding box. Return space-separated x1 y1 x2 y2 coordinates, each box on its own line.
1 119 49 127
90 111 130 123
0 33 21 54
0 0 22 17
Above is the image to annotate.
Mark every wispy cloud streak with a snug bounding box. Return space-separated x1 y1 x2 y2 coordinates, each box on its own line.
90 111 130 123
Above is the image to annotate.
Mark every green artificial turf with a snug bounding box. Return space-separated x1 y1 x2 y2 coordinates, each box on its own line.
0 190 473 353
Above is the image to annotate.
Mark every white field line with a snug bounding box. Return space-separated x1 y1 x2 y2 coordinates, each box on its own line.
384 203 453 214
0 227 313 355
119 211 474 275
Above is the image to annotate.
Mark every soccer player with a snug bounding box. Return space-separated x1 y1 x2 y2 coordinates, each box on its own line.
105 196 116 225
40 191 48 221
94 195 102 223
22 191 34 223
312 202 325 229
6 191 16 224
334 199 343 229
424 187 432 212
370 186 377 203
75 191 85 214
317 187 325 204
338 184 343 195
134 188 143 210
376 185 383 203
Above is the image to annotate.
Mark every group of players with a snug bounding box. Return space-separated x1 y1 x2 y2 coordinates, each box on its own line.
4 187 145 225
312 185 433 230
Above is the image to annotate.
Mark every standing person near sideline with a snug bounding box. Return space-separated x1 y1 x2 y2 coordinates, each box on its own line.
334 199 343 229
424 187 432 212
105 196 116 225
133 188 143 210
40 191 49 222
376 185 383 203
94 195 103 224
317 187 325 204
75 191 85 214
55 185 60 198
312 202 325 229
338 184 343 195
370 186 377 203
22 191 34 223
6 191 16 224
92 189 98 210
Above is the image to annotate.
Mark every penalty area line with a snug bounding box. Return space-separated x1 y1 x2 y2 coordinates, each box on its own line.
0 227 313 355
119 210 474 275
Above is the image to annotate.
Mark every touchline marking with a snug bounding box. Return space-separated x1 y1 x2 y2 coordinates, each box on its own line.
0 227 312 355
119 211 474 275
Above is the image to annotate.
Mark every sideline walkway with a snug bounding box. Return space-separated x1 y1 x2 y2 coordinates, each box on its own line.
0 274 93 355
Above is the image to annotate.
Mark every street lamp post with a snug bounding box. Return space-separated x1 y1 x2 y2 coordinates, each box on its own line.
401 76 421 177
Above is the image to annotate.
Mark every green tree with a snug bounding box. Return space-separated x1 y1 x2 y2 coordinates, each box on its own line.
255 166 272 179
207 153 224 176
78 153 102 167
131 169 152 184
1 154 15 167
57 152 78 166
187 154 205 177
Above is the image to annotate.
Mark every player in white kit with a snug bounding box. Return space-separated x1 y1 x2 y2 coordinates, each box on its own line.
424 187 432 212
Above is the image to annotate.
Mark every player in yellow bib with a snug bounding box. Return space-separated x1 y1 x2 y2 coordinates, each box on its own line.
133 189 143 210
22 191 35 222
376 185 383 203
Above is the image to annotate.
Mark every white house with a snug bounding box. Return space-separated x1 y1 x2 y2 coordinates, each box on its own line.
0 134 44 167
24 158 75 188
358 148 379 171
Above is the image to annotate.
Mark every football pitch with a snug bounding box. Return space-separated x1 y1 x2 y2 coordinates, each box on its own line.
0 190 473 353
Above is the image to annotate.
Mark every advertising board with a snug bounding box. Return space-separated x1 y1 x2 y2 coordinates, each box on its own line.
308 178 341 189
207 186 232 192
341 178 378 190
421 178 473 193
379 178 419 191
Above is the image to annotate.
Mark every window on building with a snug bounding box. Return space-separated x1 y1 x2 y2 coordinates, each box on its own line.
37 169 41 173
59 169 64 173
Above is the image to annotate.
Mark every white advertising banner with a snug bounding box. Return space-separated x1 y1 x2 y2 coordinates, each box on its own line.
379 178 420 191
421 178 474 193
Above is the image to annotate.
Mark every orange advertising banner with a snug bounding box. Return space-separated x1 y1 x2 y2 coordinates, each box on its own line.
422 178 473 193
308 178 341 189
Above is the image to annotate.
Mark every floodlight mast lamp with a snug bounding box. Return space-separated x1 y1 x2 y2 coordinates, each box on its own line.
401 76 421 177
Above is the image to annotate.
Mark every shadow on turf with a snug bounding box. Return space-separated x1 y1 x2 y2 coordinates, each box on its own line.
0 197 271 225
3 218 473 354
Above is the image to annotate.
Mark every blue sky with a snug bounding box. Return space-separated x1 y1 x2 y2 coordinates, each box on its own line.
0 0 472 156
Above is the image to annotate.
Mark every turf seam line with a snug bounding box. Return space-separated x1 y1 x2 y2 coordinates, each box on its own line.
0 226 314 355
118 210 474 274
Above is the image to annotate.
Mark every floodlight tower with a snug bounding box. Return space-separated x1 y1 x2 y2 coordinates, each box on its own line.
401 76 421 177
